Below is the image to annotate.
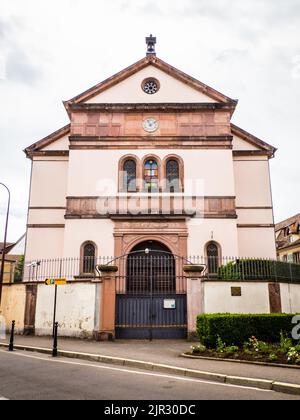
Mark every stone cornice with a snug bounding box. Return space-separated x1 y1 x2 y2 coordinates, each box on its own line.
233 150 274 158
26 150 69 159
69 135 233 150
69 103 236 113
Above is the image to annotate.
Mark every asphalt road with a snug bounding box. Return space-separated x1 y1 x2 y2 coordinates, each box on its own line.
0 350 299 401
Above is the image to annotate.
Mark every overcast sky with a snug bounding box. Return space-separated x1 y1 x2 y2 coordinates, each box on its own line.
0 0 299 242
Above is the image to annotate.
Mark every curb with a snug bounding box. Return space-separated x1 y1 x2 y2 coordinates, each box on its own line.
181 353 300 370
1 343 300 397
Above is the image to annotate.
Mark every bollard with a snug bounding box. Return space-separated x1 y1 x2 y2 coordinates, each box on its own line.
52 322 58 357
9 320 15 352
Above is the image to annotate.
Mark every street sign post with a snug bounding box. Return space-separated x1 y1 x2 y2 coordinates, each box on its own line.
45 276 66 338
45 279 67 286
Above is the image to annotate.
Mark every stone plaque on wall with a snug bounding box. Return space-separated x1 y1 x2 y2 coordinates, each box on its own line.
231 287 242 297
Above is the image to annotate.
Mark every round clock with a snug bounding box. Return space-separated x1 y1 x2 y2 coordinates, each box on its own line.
143 118 159 133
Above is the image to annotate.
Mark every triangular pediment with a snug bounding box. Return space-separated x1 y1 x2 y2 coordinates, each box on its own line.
231 124 276 155
24 125 70 158
24 57 277 158
64 56 237 111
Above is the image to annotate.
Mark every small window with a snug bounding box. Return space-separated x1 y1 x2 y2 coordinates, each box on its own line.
82 243 96 274
207 243 220 275
144 159 159 192
166 159 180 193
142 78 160 95
293 253 300 264
123 159 137 192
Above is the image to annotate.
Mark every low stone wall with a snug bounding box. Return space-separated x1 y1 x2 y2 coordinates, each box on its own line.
0 284 26 334
1 279 299 339
203 281 300 314
0 281 102 338
281 283 300 314
35 282 101 338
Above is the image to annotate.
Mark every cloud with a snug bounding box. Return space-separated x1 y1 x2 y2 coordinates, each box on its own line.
5 48 41 84
0 17 42 85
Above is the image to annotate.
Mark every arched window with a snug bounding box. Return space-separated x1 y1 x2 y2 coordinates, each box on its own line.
123 159 137 192
207 243 220 276
144 159 159 192
166 159 180 193
82 243 96 274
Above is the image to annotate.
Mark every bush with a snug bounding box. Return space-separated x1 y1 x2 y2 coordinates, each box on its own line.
269 353 278 362
14 255 24 283
279 332 293 354
287 348 300 364
218 259 300 282
191 344 207 354
197 314 298 347
224 345 239 354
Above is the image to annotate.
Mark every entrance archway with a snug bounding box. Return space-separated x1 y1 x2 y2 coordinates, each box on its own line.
127 241 176 294
115 240 187 340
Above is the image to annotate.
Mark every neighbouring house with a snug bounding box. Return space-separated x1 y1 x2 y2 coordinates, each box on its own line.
0 235 26 283
276 214 300 264
5 35 297 341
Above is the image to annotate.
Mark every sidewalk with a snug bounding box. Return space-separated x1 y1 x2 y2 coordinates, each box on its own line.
1 335 300 388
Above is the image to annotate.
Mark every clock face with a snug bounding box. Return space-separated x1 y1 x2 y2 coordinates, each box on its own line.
143 118 159 133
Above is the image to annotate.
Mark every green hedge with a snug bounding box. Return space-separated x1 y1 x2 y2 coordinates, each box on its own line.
197 314 298 347
218 259 300 282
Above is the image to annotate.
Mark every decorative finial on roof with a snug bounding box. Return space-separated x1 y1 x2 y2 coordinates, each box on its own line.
146 34 156 56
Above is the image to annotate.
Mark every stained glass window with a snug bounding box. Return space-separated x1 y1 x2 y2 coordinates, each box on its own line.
83 243 96 274
144 160 159 192
123 160 137 192
166 160 180 192
207 243 219 275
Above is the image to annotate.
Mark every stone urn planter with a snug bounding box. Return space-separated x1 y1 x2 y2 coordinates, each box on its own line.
183 265 205 279
97 265 118 275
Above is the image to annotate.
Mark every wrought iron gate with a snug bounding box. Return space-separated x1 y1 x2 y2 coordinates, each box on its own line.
115 247 187 340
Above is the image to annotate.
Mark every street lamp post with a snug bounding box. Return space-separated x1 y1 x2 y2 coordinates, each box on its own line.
0 183 11 306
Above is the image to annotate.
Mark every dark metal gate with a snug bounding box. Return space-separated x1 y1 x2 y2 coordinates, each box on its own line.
115 244 187 340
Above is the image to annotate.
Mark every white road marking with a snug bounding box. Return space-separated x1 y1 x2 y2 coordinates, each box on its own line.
0 350 271 394
0 396 8 400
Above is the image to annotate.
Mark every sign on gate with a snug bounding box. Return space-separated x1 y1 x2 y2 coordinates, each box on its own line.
164 299 176 309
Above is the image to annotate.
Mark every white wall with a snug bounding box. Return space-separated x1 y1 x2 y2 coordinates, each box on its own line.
280 283 300 313
204 281 270 314
35 282 98 338
25 158 69 262
238 228 276 258
236 209 273 225
28 209 66 225
232 135 259 151
63 219 115 258
234 158 272 207
187 219 238 257
25 228 65 261
43 135 69 151
30 159 68 207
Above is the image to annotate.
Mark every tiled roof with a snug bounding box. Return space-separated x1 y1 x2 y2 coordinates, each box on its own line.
276 213 300 232
0 243 15 254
